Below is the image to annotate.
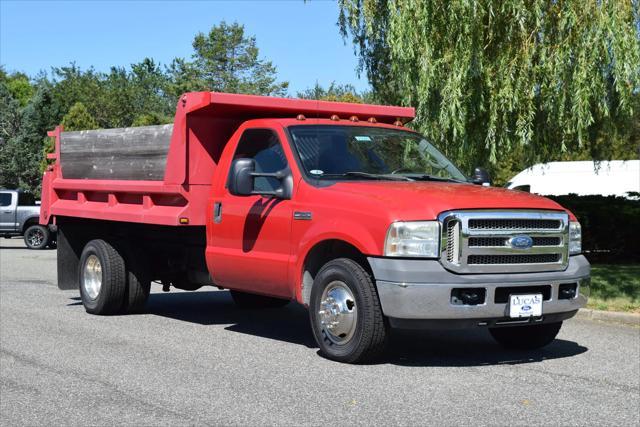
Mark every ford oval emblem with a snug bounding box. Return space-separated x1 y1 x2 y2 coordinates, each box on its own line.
522 305 531 311
509 235 533 249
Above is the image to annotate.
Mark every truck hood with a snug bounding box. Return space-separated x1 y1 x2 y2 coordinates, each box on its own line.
322 181 572 220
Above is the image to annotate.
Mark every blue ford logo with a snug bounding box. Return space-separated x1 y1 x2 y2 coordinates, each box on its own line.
509 235 533 249
522 305 532 311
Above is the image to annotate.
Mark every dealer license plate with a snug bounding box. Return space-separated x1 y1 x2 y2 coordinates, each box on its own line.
509 294 543 318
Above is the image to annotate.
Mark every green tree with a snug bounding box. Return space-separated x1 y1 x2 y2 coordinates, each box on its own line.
50 62 174 129
338 0 640 178
98 66 137 128
168 21 289 97
0 82 59 194
297 82 372 103
1 71 35 107
0 78 23 146
130 58 174 118
131 112 173 127
50 64 102 123
61 102 99 131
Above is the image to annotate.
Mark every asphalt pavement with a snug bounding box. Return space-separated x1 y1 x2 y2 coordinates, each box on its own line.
1 237 639 426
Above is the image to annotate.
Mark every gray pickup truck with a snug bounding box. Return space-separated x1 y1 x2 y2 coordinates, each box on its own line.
0 189 55 249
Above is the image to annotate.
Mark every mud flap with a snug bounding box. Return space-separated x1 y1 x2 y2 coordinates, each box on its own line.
56 225 81 290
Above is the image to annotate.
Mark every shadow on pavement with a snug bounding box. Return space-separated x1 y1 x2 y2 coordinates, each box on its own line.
384 329 588 367
145 290 317 348
69 289 589 366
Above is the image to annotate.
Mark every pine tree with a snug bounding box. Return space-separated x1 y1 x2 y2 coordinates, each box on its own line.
168 21 289 97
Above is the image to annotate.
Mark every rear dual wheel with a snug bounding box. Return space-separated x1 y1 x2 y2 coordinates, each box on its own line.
79 239 150 315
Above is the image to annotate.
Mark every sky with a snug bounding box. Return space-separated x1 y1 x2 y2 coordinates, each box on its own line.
0 0 368 94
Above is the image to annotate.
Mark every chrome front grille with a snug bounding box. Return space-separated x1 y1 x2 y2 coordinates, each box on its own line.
468 253 561 265
446 221 460 263
468 236 562 247
439 210 569 273
468 218 561 230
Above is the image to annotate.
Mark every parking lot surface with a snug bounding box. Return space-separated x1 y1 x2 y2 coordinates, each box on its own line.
1 238 639 425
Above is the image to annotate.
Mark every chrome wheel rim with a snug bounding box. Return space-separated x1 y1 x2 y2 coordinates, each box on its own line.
27 229 44 247
83 255 102 300
318 281 357 344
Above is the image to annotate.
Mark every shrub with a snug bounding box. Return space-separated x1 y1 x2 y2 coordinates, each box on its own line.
547 194 640 264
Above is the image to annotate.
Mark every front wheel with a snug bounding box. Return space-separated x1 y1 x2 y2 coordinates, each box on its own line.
24 225 50 249
489 322 563 350
309 258 388 363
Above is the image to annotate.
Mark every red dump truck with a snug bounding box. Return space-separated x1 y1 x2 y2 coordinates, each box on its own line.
40 92 589 362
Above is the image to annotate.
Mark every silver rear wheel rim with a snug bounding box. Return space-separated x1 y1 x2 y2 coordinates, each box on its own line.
83 255 102 300
318 281 357 344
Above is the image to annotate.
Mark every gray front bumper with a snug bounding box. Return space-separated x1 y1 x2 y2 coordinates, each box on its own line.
368 255 590 325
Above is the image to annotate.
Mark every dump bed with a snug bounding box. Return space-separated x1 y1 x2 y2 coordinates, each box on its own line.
40 92 415 227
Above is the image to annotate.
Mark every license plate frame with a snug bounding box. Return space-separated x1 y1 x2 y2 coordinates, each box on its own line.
509 293 543 318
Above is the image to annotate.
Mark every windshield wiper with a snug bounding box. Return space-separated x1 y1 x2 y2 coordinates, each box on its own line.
409 174 469 183
318 171 414 181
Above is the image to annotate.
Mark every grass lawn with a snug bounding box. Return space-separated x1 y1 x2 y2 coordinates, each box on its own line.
588 264 640 313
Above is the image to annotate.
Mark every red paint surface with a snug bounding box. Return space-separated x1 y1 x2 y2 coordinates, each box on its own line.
41 92 575 302
41 92 415 227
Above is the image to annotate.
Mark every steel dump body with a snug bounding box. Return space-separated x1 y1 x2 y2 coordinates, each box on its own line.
40 92 415 227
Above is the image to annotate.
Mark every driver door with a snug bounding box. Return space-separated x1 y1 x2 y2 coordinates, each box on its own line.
207 128 293 298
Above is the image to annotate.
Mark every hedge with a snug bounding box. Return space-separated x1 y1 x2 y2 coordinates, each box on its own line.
547 194 640 264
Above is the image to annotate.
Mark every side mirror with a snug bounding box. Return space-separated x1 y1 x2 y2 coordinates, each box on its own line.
471 167 492 186
228 158 293 199
229 158 255 196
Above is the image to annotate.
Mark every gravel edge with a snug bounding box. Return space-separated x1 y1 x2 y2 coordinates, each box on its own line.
577 308 640 326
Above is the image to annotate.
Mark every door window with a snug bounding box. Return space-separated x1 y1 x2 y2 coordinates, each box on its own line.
231 129 288 192
0 193 12 207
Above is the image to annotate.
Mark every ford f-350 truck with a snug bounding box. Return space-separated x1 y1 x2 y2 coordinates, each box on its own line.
40 92 589 363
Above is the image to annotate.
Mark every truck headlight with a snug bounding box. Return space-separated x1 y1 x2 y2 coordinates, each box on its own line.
384 221 440 258
569 221 582 255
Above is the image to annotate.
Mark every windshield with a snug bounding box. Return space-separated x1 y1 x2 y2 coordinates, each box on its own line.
288 125 467 182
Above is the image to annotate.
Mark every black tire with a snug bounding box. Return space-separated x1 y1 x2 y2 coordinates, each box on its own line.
230 290 290 309
489 322 563 350
309 258 388 363
121 247 151 314
23 225 49 250
79 239 126 315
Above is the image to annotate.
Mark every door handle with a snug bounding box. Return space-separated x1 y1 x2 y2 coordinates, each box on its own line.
213 202 222 223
